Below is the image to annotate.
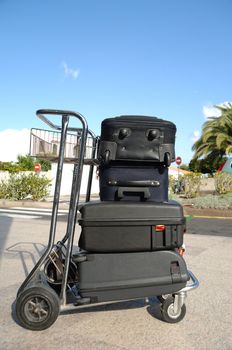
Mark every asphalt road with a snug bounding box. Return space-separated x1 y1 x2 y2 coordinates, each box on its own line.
0 210 232 350
187 217 232 237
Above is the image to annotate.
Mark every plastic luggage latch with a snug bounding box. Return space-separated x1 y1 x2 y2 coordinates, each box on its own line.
170 261 182 283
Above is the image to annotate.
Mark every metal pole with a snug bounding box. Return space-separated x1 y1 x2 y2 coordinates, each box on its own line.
86 134 98 202
60 114 88 305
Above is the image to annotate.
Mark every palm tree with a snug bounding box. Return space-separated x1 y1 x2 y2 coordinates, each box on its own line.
192 103 232 161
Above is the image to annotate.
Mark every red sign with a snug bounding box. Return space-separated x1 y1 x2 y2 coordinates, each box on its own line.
176 156 182 166
34 163 41 172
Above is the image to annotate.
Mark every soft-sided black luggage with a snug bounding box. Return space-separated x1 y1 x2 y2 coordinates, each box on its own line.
78 201 185 253
98 161 168 202
77 250 189 303
98 115 176 166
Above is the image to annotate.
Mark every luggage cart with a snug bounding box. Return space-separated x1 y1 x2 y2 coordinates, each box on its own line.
15 109 199 330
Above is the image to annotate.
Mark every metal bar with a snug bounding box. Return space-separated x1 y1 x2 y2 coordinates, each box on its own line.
60 113 88 305
17 115 69 295
85 133 98 202
37 113 62 131
177 270 199 294
29 128 33 157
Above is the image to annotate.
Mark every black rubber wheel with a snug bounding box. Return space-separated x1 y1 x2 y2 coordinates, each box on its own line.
164 152 171 167
161 296 186 324
16 285 60 330
104 150 110 165
157 294 171 303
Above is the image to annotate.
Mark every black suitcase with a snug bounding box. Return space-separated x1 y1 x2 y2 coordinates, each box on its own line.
98 161 168 202
98 115 176 166
77 251 189 303
78 201 185 253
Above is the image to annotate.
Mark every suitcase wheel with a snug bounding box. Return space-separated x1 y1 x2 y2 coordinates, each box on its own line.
102 150 110 165
164 152 171 167
119 128 130 139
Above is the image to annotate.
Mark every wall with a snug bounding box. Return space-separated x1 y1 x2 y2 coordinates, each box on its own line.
50 163 99 196
0 164 100 197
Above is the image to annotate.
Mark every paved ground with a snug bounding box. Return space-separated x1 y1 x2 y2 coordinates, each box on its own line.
187 217 232 237
0 208 232 349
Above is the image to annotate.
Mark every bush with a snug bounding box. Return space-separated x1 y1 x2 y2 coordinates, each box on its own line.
0 155 51 172
0 162 20 172
214 172 232 194
169 175 185 194
182 173 201 198
184 193 232 209
0 173 51 200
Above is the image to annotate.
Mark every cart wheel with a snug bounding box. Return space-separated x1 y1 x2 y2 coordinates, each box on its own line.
161 296 186 324
16 285 60 330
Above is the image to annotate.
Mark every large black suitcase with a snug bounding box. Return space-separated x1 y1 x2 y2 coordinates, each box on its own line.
98 161 168 202
77 251 189 303
98 115 176 166
78 201 185 253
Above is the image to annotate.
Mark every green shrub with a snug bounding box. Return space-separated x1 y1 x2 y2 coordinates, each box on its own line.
184 194 232 209
214 172 232 194
0 155 51 172
169 175 175 193
0 173 51 201
169 175 185 194
0 181 9 198
0 162 20 172
182 173 201 198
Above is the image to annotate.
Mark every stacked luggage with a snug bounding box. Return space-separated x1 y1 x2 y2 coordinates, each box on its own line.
98 115 176 202
77 115 188 306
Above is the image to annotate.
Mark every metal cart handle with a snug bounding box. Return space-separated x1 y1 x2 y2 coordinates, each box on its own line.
36 109 96 139
36 108 88 131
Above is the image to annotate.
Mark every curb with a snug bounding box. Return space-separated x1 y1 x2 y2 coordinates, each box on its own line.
185 214 232 220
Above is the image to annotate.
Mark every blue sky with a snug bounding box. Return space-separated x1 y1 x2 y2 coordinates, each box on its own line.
0 0 231 164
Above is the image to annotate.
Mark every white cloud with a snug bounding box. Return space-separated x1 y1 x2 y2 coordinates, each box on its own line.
0 129 30 162
191 130 200 143
202 101 232 119
62 61 80 80
202 105 221 119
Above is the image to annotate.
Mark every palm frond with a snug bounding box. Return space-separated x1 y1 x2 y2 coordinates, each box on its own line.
225 144 232 155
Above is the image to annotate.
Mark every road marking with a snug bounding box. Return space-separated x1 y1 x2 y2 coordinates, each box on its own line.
191 215 232 220
12 207 69 213
186 214 232 220
0 213 41 219
0 208 66 216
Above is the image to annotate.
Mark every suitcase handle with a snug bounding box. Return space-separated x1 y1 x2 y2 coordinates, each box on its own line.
117 187 151 199
108 180 160 187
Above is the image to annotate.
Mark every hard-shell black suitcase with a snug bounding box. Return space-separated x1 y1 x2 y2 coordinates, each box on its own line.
98 161 168 202
78 200 185 253
77 250 189 303
98 115 176 166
